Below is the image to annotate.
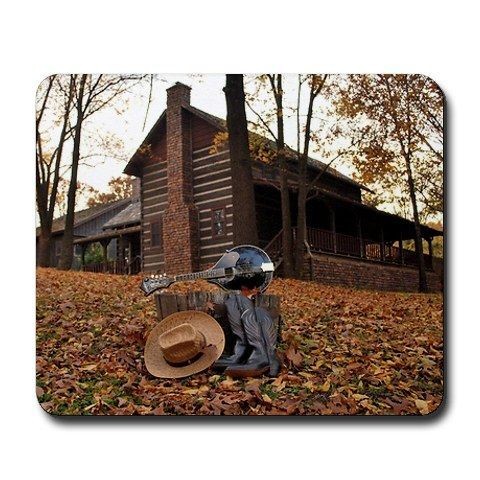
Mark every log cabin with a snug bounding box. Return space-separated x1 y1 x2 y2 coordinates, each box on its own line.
41 82 443 292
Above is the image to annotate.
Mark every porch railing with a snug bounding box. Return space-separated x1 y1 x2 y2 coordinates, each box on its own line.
82 256 141 275
267 226 432 269
264 229 284 261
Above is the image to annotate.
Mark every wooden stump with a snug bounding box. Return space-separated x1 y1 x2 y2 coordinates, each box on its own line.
154 292 282 355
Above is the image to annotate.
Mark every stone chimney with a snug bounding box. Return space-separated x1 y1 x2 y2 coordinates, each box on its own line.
162 83 199 274
131 177 141 200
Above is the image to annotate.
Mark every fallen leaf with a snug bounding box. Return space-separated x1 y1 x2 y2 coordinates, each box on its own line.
415 399 430 415
304 380 316 392
320 379 331 392
79 364 97 371
286 346 303 367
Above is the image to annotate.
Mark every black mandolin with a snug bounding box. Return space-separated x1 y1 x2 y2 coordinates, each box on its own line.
140 245 275 296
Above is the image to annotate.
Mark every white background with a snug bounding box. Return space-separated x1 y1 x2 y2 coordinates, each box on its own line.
0 0 476 478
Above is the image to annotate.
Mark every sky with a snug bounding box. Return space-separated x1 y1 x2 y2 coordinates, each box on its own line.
66 74 355 201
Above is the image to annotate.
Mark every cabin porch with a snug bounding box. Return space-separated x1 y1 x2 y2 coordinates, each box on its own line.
73 225 142 275
255 183 442 271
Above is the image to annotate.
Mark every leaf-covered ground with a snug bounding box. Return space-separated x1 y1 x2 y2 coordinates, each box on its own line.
36 268 443 415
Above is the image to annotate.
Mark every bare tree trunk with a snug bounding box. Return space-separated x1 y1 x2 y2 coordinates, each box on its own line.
36 75 74 267
224 74 258 246
37 211 51 267
403 76 428 292
47 77 74 225
294 160 308 278
36 77 55 267
37 235 51 266
294 81 317 278
58 75 87 270
279 156 293 275
405 155 428 292
36 179 51 266
269 75 293 276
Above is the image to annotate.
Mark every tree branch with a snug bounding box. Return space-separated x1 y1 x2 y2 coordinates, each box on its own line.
245 97 278 141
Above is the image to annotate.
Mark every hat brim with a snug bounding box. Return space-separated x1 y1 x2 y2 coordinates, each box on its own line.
144 310 225 379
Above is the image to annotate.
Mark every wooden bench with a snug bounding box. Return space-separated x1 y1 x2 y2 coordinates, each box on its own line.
154 292 282 355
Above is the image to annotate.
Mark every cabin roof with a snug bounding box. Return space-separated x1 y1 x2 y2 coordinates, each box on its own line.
103 200 141 230
311 185 443 238
123 103 369 192
184 105 368 191
36 198 131 237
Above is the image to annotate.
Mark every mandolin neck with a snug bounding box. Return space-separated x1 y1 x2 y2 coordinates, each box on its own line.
174 267 227 283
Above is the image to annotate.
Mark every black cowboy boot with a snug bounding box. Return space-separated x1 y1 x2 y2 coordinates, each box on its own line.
224 306 270 378
257 306 281 377
213 295 249 370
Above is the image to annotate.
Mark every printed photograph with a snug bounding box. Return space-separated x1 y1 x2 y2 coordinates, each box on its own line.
36 74 444 415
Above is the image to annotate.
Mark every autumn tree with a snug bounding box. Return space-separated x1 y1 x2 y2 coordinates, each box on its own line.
293 75 328 278
55 74 146 270
87 175 133 207
409 79 443 219
36 75 75 267
56 179 95 216
58 75 88 270
250 74 295 276
238 74 295 275
223 74 258 245
334 74 444 292
245 74 329 278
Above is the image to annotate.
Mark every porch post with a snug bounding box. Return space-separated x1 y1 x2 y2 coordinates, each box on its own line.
80 244 87 269
427 237 433 270
330 208 337 254
399 231 404 265
117 235 123 274
357 216 364 258
127 237 133 275
100 239 110 273
380 227 385 262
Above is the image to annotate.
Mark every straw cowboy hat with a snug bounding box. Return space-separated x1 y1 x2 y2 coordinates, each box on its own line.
144 310 225 378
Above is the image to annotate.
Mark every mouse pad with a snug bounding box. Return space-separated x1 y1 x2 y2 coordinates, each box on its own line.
35 74 444 415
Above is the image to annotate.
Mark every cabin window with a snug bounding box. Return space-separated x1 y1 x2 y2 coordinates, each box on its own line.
211 207 226 237
150 217 163 248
